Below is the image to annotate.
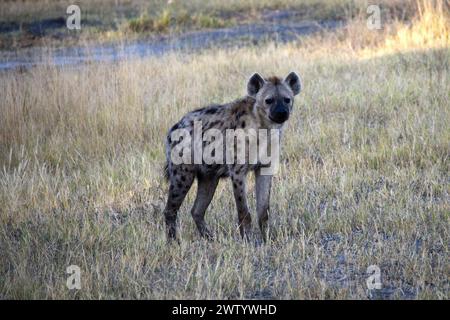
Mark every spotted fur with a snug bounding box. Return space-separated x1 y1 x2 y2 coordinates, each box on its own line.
162 72 302 241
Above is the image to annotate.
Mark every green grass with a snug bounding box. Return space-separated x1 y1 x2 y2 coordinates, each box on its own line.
126 9 230 33
0 0 419 49
0 2 449 299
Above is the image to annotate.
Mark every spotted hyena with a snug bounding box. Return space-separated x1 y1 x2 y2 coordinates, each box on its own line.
163 72 302 241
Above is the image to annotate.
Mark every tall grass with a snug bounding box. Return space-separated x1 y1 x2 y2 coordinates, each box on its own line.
386 0 450 50
0 2 449 299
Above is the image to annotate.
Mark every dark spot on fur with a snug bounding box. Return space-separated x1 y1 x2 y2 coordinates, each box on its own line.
205 107 218 114
170 123 179 132
241 121 246 128
238 196 242 202
235 111 246 120
209 120 221 127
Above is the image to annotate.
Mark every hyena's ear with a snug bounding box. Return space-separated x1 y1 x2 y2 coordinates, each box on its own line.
247 73 265 97
284 72 302 96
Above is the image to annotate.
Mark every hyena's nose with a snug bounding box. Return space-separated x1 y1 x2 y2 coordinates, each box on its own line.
270 107 289 124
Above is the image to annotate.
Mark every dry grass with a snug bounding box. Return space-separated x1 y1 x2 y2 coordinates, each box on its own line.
0 0 408 21
0 2 449 299
0 0 420 49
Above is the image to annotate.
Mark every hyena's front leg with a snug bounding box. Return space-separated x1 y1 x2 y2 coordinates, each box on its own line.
230 168 251 239
255 168 272 241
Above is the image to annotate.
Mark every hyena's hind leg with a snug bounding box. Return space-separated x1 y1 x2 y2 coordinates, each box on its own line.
163 164 195 241
191 176 219 239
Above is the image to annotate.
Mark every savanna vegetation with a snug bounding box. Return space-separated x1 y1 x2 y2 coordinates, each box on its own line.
0 0 448 299
0 0 421 49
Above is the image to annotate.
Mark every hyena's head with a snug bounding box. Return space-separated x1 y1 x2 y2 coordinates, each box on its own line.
247 72 302 124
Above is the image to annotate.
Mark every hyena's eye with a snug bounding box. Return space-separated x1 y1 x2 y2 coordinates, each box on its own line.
265 98 274 105
284 97 291 104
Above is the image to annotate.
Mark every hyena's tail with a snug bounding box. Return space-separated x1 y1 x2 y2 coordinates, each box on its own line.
163 162 170 181
163 132 171 181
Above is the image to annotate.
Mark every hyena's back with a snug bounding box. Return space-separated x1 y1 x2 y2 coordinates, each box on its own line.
165 96 256 180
